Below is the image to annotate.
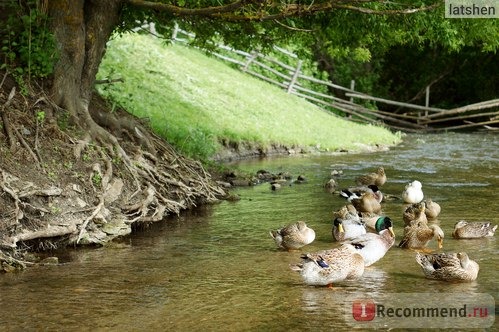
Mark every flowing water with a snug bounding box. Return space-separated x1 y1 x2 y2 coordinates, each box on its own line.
0 133 498 331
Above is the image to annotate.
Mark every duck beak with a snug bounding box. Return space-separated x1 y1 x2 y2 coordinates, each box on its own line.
437 237 444 249
388 227 395 237
338 224 344 233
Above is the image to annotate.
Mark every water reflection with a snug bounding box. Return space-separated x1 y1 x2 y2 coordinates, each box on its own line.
0 133 497 331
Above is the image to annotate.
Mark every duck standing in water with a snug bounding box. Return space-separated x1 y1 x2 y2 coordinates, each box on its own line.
452 220 497 239
355 167 387 187
399 222 444 251
402 180 424 204
350 192 382 214
291 243 365 287
415 252 479 281
270 221 315 251
424 198 441 220
403 202 428 226
340 184 383 203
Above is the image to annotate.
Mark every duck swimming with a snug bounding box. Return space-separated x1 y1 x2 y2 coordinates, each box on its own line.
452 220 497 239
415 252 479 281
355 167 386 187
270 221 315 251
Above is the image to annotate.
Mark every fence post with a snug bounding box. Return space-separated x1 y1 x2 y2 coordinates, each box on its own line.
425 86 430 117
287 60 302 93
171 22 179 42
242 51 258 72
349 80 356 102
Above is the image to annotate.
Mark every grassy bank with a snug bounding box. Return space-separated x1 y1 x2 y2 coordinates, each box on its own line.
96 34 401 160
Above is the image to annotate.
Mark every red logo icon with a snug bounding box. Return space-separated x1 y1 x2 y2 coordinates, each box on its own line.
352 299 376 321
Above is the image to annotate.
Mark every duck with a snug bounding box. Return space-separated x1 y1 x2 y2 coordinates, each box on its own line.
402 180 424 204
332 212 366 242
398 222 444 251
403 202 428 226
415 252 479 281
350 192 382 214
270 221 316 250
291 243 365 287
344 217 395 267
355 167 386 187
340 185 383 203
452 220 497 239
324 178 338 194
361 215 393 233
424 198 441 220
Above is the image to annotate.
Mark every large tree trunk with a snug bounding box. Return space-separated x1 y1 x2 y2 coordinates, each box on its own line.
49 0 122 138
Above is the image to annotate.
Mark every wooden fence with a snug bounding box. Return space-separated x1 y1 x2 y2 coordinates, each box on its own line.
143 23 499 132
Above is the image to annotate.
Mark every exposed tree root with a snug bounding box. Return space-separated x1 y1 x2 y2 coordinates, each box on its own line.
0 81 227 270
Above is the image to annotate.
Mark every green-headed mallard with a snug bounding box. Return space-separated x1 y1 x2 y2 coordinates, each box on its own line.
332 207 366 242
399 222 444 250
452 220 497 239
402 180 424 204
424 198 441 220
403 202 428 226
415 252 479 281
350 192 382 214
345 217 395 267
355 167 386 187
270 221 315 251
291 243 365 287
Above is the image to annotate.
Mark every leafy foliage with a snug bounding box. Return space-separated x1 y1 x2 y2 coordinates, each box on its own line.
0 0 57 81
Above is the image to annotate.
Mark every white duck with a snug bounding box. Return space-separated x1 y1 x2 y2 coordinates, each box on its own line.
402 180 424 204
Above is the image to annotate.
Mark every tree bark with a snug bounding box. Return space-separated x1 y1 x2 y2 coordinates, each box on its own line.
48 0 122 137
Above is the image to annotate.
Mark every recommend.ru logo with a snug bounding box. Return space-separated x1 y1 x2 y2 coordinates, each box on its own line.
345 293 495 329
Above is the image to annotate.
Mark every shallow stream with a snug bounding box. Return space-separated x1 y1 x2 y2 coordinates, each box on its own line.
0 133 497 331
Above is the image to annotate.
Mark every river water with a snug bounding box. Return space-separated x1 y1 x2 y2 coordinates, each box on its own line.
0 133 497 331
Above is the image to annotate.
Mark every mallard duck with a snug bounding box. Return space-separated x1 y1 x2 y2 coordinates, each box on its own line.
355 167 386 187
340 185 383 203
291 243 365 287
345 218 395 267
332 212 366 242
424 198 441 219
361 215 393 233
415 252 479 281
324 178 338 194
270 221 316 250
402 180 424 204
398 222 444 250
350 192 382 214
403 202 428 226
452 220 497 239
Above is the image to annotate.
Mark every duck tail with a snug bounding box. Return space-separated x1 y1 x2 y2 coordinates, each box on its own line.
340 189 359 201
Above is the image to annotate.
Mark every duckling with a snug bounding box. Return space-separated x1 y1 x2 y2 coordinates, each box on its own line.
452 220 497 239
355 167 386 187
402 180 424 204
345 217 395 267
403 202 428 226
415 252 479 281
350 192 382 214
270 221 315 250
424 198 441 220
340 185 383 203
291 243 365 287
398 222 444 251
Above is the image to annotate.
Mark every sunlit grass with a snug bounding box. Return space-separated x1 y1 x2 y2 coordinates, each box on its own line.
97 33 401 160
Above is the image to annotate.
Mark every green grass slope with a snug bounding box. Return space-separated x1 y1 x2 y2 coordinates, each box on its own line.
97 34 401 160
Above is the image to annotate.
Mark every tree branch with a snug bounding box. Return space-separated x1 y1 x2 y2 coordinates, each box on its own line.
125 0 443 21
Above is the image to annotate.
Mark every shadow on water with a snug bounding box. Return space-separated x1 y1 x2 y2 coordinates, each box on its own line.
0 133 497 331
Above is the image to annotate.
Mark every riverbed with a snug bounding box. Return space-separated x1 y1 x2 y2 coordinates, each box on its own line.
0 133 497 331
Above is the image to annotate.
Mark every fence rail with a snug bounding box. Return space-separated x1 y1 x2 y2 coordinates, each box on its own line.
165 23 498 132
